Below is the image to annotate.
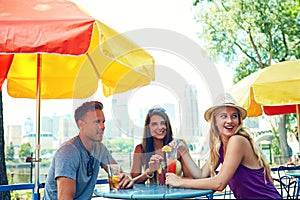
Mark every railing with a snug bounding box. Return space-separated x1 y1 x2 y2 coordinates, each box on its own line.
0 183 35 192
270 165 300 172
0 179 107 200
0 183 38 200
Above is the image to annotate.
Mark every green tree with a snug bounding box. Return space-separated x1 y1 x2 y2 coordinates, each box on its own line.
5 142 14 161
193 0 300 161
41 148 55 155
19 143 32 161
105 138 134 153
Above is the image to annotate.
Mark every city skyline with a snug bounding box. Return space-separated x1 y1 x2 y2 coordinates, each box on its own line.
4 82 209 153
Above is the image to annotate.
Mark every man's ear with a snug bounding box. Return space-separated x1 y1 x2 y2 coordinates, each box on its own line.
77 119 84 128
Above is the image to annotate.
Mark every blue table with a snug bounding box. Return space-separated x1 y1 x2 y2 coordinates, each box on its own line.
94 183 214 199
286 170 300 199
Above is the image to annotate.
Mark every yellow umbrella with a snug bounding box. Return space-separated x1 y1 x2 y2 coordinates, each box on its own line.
228 60 300 145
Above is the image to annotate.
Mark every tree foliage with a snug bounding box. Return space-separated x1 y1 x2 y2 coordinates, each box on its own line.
5 142 14 161
193 0 300 161
105 137 134 153
18 143 32 160
194 0 300 83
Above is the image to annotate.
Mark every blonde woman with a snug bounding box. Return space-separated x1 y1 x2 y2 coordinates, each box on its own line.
166 93 280 199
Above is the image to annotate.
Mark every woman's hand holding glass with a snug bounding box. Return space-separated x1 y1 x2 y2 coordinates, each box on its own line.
166 172 182 187
148 154 164 174
168 139 189 158
149 154 167 184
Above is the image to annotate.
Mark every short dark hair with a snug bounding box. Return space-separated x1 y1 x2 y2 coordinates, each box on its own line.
74 101 103 125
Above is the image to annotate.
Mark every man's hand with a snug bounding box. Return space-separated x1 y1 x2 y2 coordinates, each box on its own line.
118 173 134 189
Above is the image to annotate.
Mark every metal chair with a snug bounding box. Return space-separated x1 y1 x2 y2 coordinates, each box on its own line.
274 165 299 199
278 175 297 199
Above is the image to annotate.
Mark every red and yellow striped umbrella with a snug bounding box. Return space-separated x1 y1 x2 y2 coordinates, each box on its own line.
228 60 300 117
228 60 300 145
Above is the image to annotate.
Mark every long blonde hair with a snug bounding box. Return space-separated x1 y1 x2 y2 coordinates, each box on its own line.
208 107 273 183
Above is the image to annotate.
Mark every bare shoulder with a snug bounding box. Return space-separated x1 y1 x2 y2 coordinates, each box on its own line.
228 135 251 149
134 144 143 153
229 134 248 142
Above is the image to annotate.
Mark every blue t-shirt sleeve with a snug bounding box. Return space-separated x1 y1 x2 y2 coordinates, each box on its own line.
54 144 80 181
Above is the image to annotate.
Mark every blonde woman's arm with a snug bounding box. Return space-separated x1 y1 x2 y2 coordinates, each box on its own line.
166 135 245 191
173 139 210 179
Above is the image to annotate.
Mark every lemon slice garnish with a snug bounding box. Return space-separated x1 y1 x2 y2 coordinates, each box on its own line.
157 167 162 174
162 145 172 152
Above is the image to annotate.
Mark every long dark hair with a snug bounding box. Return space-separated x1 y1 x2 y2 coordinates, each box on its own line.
141 107 173 168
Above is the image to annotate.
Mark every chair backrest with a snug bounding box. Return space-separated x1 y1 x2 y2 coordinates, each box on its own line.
279 175 297 199
277 165 287 179
275 165 300 199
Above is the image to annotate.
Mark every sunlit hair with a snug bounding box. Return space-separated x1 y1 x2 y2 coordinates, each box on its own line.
141 107 173 182
74 101 103 127
208 106 273 183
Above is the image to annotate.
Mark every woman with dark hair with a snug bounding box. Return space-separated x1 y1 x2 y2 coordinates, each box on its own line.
130 107 187 184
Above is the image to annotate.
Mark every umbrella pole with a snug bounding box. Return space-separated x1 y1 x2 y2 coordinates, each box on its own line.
33 54 41 200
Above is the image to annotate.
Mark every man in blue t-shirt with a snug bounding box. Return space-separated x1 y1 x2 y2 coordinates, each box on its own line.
44 101 134 200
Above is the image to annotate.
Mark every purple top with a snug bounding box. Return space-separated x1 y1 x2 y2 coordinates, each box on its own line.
219 144 281 199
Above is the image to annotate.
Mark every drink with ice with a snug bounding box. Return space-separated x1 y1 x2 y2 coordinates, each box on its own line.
108 164 120 190
109 175 119 190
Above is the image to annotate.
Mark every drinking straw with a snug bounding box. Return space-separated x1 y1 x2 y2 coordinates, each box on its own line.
163 152 167 169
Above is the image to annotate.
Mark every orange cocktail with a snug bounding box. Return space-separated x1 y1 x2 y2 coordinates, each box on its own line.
108 175 119 190
108 164 120 190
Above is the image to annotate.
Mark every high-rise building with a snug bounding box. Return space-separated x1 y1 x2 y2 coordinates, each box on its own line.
111 97 130 138
24 117 34 135
179 84 201 142
5 125 22 157
58 116 77 146
42 116 53 133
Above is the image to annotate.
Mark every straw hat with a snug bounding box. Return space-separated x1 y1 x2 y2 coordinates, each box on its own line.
204 93 247 121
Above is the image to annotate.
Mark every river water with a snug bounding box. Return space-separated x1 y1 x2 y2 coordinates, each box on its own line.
6 152 134 184
6 163 50 184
